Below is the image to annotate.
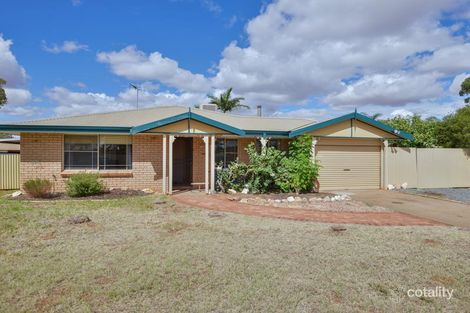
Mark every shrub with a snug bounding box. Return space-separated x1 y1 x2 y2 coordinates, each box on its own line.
66 173 105 197
23 178 53 198
217 135 321 194
276 135 321 193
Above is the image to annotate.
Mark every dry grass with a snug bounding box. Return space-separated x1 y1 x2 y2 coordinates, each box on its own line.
0 195 469 312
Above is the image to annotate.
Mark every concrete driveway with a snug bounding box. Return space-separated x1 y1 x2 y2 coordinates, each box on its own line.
348 190 470 228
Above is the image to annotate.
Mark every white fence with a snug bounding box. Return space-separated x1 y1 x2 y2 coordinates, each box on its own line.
387 148 470 188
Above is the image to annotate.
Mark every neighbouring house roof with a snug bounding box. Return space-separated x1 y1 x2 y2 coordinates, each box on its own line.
0 106 413 140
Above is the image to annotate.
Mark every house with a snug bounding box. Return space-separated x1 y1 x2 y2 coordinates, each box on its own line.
0 106 411 193
0 136 20 154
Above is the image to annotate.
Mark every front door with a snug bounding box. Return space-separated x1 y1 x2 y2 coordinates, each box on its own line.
173 137 193 186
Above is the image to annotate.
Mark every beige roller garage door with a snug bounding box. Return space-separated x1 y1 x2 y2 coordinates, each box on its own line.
316 145 381 190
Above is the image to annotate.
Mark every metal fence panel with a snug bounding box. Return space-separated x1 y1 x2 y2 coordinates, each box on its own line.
0 154 20 190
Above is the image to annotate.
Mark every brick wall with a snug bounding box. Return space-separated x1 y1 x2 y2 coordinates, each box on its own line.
20 133 164 192
192 137 207 184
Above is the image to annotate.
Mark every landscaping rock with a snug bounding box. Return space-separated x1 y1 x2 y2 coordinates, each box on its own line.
208 212 226 218
240 198 248 203
228 189 237 194
241 188 249 194
227 196 239 201
294 196 302 202
68 215 91 224
274 199 281 203
154 199 167 205
287 196 295 202
387 184 395 190
11 191 22 198
323 196 330 202
142 188 154 194
331 226 347 232
401 182 408 189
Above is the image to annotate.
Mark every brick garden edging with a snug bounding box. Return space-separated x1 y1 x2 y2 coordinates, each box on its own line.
173 193 446 226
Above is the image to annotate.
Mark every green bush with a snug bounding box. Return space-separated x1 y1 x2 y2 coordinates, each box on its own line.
217 135 320 194
66 173 105 197
23 178 53 198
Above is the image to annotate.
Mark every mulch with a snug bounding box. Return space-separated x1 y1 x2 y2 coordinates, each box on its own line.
10 189 148 201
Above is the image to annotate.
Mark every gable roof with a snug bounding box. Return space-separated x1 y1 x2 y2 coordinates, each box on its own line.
289 111 413 140
0 106 413 140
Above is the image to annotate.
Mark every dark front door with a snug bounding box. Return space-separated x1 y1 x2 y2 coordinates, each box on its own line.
173 137 193 186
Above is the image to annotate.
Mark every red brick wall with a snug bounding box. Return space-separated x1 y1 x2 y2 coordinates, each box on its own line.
20 133 163 192
192 137 207 184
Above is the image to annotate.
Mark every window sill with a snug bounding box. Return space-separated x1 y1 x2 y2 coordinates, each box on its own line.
61 170 133 178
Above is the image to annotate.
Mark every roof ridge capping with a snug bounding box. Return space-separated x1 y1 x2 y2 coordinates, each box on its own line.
288 112 413 140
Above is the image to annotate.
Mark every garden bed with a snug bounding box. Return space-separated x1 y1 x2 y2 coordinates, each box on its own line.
221 193 392 212
7 188 149 201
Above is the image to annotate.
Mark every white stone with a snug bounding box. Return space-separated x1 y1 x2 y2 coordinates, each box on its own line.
142 188 154 194
294 196 302 202
241 188 249 194
11 191 22 197
287 196 295 202
323 196 330 202
228 189 237 194
240 198 248 203
275 199 281 203
281 199 287 203
387 184 395 190
400 182 408 189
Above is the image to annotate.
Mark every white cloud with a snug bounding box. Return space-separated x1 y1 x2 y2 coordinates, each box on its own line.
42 40 88 54
201 0 222 15
325 72 443 107
0 35 28 87
71 0 82 6
4 88 32 105
45 86 207 116
94 0 470 118
449 72 469 94
97 45 211 92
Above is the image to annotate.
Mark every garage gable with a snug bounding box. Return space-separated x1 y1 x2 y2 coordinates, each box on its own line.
289 112 413 140
145 119 229 134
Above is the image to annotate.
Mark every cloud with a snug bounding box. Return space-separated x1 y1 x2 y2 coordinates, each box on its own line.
95 0 470 119
4 88 32 105
0 35 34 111
324 72 444 107
449 72 469 94
201 0 222 14
42 40 88 54
416 44 470 74
97 45 211 92
45 86 207 116
0 35 28 87
71 0 82 6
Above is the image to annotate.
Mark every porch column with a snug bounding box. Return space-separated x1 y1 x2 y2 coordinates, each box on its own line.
168 135 175 194
210 135 216 193
382 139 389 189
311 137 318 162
203 136 209 194
162 135 167 194
259 137 269 154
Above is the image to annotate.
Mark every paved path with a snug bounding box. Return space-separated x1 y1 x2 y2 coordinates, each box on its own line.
173 193 443 226
349 190 470 228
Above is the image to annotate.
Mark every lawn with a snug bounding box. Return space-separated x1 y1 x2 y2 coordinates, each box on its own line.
0 195 469 312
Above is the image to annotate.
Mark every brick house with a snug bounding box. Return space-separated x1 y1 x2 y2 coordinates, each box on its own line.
0 106 411 192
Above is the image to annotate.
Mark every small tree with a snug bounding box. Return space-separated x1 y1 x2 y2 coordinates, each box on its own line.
382 115 439 148
459 77 470 104
0 78 7 107
436 106 470 148
208 88 249 113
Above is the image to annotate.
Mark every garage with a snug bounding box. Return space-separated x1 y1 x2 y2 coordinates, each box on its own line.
316 142 381 190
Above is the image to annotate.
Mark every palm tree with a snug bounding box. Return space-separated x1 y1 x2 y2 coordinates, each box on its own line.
207 88 249 113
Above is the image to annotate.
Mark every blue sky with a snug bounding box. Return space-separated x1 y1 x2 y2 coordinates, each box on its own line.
1 0 470 122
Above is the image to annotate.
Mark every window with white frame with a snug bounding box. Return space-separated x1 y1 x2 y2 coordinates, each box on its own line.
215 138 238 167
64 135 132 170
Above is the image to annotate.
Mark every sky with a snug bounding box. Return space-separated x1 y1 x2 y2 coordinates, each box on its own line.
1 0 470 123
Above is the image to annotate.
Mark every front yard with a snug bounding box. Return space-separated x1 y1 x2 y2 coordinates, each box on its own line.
1 195 469 312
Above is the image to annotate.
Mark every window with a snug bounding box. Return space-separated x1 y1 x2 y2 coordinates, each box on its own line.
64 135 132 170
255 139 281 152
215 139 238 167
64 135 98 169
